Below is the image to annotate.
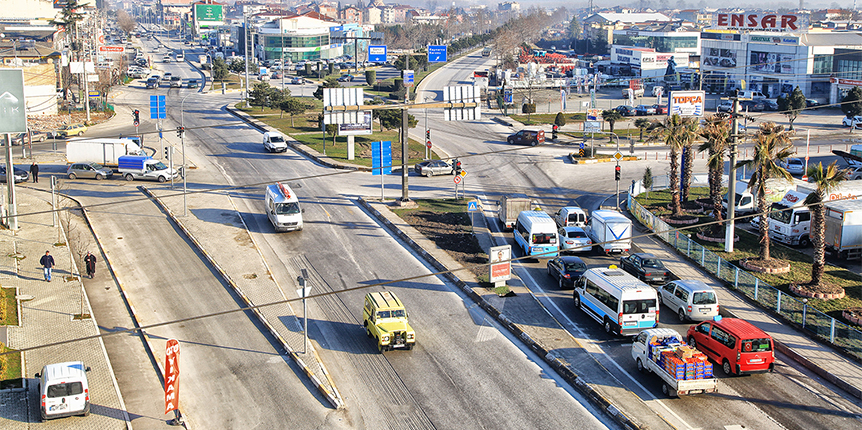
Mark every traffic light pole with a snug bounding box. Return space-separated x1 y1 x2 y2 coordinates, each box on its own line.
725 95 741 252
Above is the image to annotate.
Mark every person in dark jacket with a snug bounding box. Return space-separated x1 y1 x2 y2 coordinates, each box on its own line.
30 162 39 183
84 251 96 278
39 250 54 281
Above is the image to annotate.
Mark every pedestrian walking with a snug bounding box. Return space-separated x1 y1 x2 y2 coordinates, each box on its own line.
39 250 54 281
84 251 96 279
30 162 39 183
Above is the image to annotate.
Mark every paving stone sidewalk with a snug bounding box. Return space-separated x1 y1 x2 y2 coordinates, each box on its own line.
0 186 130 429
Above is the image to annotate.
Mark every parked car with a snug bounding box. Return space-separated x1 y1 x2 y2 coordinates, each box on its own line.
546 256 587 289
0 165 29 183
739 100 764 112
271 72 282 79
414 159 454 177
11 130 49 145
778 157 805 175
558 226 592 254
842 116 862 128
56 124 88 137
761 99 779 111
67 162 114 180
806 99 823 109
849 166 862 180
291 77 306 85
658 280 719 322
653 104 668 115
258 73 270 81
507 129 545 146
337 74 354 82
619 252 671 283
635 104 656 116
614 105 637 116
187 79 199 89
717 100 733 113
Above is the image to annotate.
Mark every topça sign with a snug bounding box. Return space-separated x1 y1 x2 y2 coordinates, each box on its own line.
711 13 808 31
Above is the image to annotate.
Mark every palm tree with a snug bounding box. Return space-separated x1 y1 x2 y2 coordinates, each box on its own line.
698 115 731 226
634 118 651 141
601 109 623 133
735 122 795 261
804 162 847 285
649 114 699 216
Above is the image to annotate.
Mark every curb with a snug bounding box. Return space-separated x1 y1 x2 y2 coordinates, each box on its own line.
356 197 643 430
140 186 345 410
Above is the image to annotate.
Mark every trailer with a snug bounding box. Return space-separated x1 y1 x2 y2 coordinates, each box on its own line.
632 328 718 397
824 199 862 260
587 210 632 254
66 138 145 167
498 194 534 230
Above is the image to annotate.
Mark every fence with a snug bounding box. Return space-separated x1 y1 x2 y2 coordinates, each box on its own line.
627 179 862 361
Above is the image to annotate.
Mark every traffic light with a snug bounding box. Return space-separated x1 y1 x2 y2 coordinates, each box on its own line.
165 146 172 159
453 158 462 174
176 126 185 137
133 109 140 124
615 165 621 181
552 124 558 141
426 130 430 141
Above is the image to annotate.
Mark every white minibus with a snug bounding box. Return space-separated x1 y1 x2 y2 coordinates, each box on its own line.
513 211 559 258
573 266 658 336
265 182 303 232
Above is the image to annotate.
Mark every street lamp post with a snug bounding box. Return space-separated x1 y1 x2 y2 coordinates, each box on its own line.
180 93 192 217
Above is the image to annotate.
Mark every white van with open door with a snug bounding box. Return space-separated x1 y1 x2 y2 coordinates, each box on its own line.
265 182 304 232
35 361 91 421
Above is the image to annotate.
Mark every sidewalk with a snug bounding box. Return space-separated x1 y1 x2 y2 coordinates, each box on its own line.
0 184 130 428
631 229 862 401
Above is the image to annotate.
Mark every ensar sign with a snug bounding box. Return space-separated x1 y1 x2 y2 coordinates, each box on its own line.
714 13 804 31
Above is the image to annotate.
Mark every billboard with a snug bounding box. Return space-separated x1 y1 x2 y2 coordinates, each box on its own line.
338 111 373 136
702 48 738 68
195 4 224 27
750 52 794 74
711 13 808 32
669 91 705 117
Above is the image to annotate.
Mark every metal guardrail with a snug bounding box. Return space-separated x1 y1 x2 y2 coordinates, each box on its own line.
627 180 862 361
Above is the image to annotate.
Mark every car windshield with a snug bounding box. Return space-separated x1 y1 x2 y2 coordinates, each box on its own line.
566 230 587 238
692 291 716 305
565 262 587 272
377 309 405 319
768 202 792 224
270 136 285 143
275 202 300 215
788 159 803 166
641 258 664 268
46 382 84 398
152 161 168 170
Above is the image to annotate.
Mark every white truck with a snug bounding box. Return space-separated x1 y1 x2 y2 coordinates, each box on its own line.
632 328 718 397
66 138 146 167
498 194 534 230
824 199 862 259
723 177 804 216
118 155 180 182
587 210 632 254
768 180 862 247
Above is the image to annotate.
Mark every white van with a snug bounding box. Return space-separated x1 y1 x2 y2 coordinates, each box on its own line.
573 266 659 336
738 90 766 100
513 211 559 258
265 182 303 232
263 131 288 153
658 279 719 322
554 206 587 228
35 361 91 421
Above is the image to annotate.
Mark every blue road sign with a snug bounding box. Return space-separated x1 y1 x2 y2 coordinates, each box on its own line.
427 45 447 63
467 201 478 212
504 89 512 104
579 142 585 149
368 45 387 63
402 70 414 86
149 95 166 119
372 141 392 175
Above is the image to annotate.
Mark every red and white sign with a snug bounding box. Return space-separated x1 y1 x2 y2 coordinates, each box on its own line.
831 77 862 87
426 141 432 149
711 13 808 31
489 245 512 283
99 45 125 53
164 339 180 414
453 175 462 184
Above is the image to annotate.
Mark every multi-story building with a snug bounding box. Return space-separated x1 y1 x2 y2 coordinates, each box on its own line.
253 12 341 63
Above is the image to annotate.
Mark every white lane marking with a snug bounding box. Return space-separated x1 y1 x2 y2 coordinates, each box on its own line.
515 263 695 430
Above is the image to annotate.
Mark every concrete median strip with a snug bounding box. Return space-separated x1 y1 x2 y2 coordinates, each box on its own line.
140 186 345 410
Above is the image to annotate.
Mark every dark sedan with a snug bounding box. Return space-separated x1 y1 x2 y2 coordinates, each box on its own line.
739 100 764 112
619 253 671 283
547 256 588 289
0 165 30 183
614 105 636 116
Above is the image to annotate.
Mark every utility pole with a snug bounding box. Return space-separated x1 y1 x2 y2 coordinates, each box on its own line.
243 10 250 104
725 93 740 252
400 108 410 204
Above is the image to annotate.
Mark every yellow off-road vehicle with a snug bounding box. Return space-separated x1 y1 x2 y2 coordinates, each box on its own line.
363 292 415 351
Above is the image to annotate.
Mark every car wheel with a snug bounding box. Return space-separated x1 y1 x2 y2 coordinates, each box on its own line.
507 138 514 144
39 136 46 142
158 176 167 183
124 174 134 181
603 318 613 335
636 358 645 373
68 173 77 180
662 383 671 397
531 140 538 147
78 131 84 136
688 336 697 350
424 170 432 177
798 236 810 247
723 359 734 376
95 173 104 180
559 278 564 290
573 293 581 308
547 266 553 277
678 308 686 322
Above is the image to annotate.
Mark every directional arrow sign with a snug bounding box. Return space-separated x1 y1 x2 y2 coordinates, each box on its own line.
427 45 447 63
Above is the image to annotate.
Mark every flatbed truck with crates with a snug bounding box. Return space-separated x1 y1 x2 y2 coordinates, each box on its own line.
632 328 718 397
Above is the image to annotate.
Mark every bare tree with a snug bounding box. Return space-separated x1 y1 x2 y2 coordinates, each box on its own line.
117 10 136 36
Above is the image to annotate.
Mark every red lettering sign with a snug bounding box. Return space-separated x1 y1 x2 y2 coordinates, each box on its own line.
714 13 805 31
490 263 510 278
99 46 125 52
164 339 180 414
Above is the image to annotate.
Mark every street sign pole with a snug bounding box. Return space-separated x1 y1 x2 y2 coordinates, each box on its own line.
296 268 310 354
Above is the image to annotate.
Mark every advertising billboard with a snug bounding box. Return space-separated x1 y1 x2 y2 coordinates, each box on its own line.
195 4 224 27
711 13 808 32
702 48 738 68
750 52 794 74
669 91 705 117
